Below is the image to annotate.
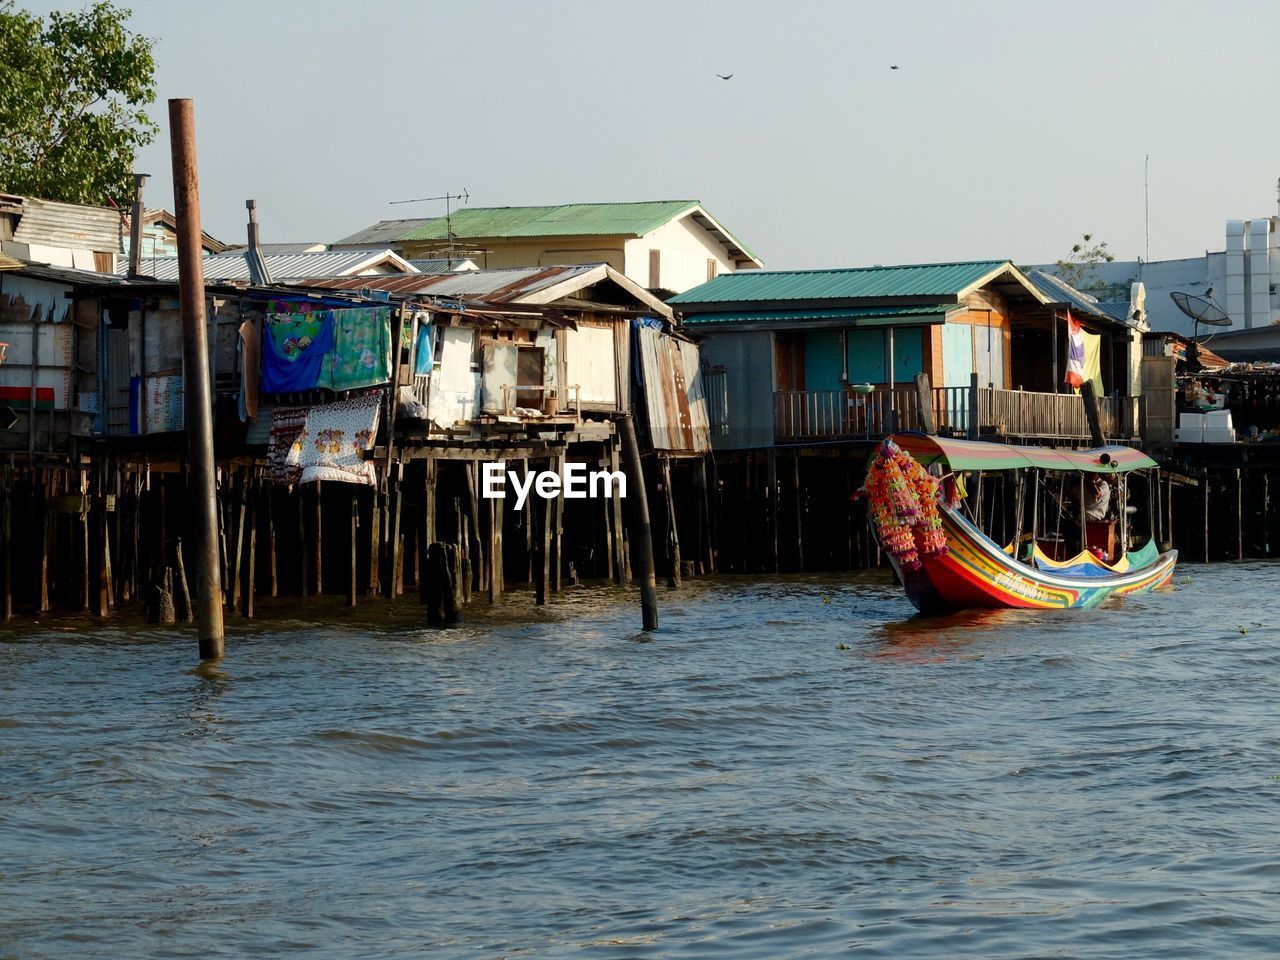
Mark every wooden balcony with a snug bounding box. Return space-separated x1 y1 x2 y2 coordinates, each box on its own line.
774 386 1143 444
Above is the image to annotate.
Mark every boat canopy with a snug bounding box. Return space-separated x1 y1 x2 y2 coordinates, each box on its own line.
888 433 1158 474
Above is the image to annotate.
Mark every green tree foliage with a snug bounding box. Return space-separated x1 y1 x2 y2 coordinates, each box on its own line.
1055 233 1115 291
0 1 156 208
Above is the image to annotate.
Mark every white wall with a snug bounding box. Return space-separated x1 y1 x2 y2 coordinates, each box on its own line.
623 215 737 293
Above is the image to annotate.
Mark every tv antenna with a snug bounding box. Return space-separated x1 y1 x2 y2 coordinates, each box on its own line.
1171 290 1231 370
390 188 469 267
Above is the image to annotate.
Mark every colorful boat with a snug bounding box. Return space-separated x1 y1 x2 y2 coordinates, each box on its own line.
867 433 1178 614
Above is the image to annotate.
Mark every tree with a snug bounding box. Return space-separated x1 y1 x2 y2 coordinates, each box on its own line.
0 1 157 208
1055 232 1115 291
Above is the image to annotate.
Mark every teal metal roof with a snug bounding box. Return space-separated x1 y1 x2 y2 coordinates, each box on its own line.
682 304 956 326
669 260 1010 305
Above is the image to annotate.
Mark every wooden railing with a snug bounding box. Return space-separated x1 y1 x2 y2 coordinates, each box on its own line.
774 386 1143 443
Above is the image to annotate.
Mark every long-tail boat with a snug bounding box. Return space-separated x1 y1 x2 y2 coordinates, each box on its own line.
866 433 1178 614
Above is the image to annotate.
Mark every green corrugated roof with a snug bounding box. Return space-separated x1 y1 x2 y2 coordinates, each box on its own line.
682 305 956 326
669 260 1010 305
399 201 698 241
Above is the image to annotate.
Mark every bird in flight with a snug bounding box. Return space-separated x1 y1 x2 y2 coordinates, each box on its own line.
716 73 734 80
890 65 900 70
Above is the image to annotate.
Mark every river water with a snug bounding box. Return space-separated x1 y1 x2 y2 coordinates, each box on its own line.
3 565 1279 958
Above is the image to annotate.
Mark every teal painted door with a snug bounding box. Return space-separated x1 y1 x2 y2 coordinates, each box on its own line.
846 329 885 384
889 327 924 383
973 323 1004 388
941 322 973 388
803 330 845 392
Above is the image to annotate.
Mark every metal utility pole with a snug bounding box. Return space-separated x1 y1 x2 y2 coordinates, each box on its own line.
127 173 149 279
168 98 224 659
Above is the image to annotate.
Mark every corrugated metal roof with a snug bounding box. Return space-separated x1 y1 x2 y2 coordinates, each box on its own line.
123 249 417 282
295 263 675 320
681 305 956 326
396 201 699 241
1023 270 1136 328
408 258 478 273
332 218 437 246
10 197 124 253
670 261 1010 305
296 265 598 301
1 260 126 286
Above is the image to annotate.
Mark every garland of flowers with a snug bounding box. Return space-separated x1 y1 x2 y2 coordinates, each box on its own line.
863 440 948 570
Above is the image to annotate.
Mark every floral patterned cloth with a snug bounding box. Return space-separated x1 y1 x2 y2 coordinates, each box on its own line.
317 306 392 392
296 391 383 486
261 313 335 393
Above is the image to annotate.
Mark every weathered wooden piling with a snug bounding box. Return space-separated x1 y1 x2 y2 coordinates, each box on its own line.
168 97 224 659
619 414 658 630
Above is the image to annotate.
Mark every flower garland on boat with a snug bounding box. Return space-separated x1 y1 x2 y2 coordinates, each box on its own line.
862 440 948 569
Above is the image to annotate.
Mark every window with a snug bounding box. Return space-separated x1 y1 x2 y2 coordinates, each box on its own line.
649 249 661 289
707 259 718 282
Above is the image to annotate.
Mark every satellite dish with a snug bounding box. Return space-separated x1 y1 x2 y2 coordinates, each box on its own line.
1170 291 1231 327
1170 291 1231 372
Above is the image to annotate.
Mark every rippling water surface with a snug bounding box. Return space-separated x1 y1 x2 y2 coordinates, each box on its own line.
3 565 1280 958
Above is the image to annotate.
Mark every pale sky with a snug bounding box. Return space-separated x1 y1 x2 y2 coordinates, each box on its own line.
23 0 1280 268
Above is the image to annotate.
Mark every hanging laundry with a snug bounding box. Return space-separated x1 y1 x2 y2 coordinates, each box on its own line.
318 306 392 392
266 405 308 485
261 312 336 393
414 322 434 376
297 391 384 486
237 315 261 421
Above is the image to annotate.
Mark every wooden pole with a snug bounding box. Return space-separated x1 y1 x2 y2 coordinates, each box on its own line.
297 492 309 597
535 483 551 605
37 471 49 613
1236 467 1244 561
618 414 658 630
174 538 193 623
243 477 258 618
914 372 937 435
1 462 10 621
313 479 325 595
968 372 979 440
767 448 779 573
550 455 563 593
663 457 681 587
230 469 246 611
1202 470 1210 564
610 445 628 585
266 490 278 597
169 98 224 658
464 462 485 596
792 452 804 572
394 466 406 596
347 488 358 607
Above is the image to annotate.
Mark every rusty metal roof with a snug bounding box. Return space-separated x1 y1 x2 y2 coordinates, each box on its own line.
294 264 675 319
297 265 597 301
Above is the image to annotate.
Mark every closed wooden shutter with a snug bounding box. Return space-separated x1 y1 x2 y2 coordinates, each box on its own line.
648 249 661 288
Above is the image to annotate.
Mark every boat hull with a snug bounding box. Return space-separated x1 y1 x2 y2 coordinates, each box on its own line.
888 506 1178 614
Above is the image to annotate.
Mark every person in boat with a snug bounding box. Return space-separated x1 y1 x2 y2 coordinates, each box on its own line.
1084 474 1112 521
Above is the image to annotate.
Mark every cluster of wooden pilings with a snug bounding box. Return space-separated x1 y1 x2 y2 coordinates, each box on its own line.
707 448 879 574
0 433 719 624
